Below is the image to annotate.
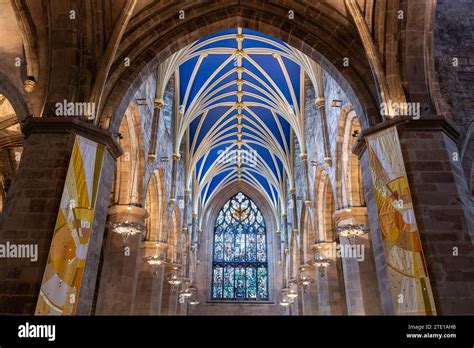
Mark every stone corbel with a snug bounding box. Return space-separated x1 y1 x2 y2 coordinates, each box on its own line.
141 240 168 258
107 204 149 226
333 207 368 227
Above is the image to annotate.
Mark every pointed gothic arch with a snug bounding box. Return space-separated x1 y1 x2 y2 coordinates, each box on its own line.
314 167 336 242
335 105 365 209
114 102 146 205
144 166 169 242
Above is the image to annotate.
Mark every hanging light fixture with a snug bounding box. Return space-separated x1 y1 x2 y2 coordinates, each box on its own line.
279 288 292 307
107 205 146 245
143 245 167 276
297 266 313 290
179 286 194 299
279 297 291 307
335 224 369 244
108 146 147 245
286 278 298 300
188 286 200 305
167 267 183 286
309 241 333 277
144 254 164 266
287 288 298 300
189 298 200 306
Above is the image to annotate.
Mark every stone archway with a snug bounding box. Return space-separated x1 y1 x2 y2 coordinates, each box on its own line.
312 165 346 315
99 2 385 134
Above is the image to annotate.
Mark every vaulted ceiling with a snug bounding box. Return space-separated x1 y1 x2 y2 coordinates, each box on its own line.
175 28 317 212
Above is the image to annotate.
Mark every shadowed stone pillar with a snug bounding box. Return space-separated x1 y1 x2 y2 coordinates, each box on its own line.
299 274 313 315
312 241 346 315
307 269 319 314
398 118 474 314
315 266 331 315
133 241 167 315
161 264 180 315
334 207 382 315
0 117 120 315
95 204 148 315
169 153 181 205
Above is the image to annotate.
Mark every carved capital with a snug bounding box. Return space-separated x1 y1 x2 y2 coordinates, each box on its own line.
315 97 326 108
23 78 36 93
154 98 165 109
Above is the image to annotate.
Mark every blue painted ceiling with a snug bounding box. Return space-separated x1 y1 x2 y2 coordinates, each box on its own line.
178 28 305 209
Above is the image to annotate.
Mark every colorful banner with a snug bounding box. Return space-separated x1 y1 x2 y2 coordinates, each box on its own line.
366 126 436 315
35 136 105 315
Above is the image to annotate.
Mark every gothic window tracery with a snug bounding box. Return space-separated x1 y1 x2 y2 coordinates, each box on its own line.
211 192 268 300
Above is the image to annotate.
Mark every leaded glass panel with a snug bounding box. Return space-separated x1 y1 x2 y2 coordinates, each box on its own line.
211 192 268 300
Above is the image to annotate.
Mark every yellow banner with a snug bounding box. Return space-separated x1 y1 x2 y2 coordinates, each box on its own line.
35 136 105 315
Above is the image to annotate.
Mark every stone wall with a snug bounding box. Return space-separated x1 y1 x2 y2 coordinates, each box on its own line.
434 0 474 138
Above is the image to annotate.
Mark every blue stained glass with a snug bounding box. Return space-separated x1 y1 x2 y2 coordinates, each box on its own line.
257 266 268 299
246 267 257 298
211 192 268 300
246 228 256 262
235 226 245 262
223 265 234 298
235 267 245 298
224 228 234 261
257 234 266 262
212 266 223 298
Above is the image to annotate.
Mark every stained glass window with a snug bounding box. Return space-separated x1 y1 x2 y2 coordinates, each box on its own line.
212 192 268 300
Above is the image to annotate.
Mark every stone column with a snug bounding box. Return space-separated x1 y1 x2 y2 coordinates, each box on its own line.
300 153 311 202
315 265 331 315
299 275 313 315
334 207 382 315
290 188 298 232
160 268 172 315
0 117 120 315
95 204 148 315
161 263 179 315
354 117 474 314
315 97 332 167
147 99 164 164
397 118 474 314
311 241 346 315
169 153 181 205
133 241 167 315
